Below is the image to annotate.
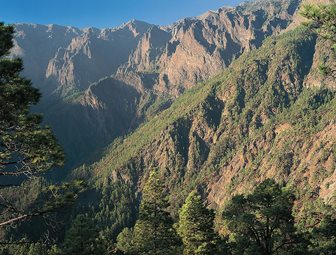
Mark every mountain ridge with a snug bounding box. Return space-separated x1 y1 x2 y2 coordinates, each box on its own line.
12 0 302 171
74 26 335 240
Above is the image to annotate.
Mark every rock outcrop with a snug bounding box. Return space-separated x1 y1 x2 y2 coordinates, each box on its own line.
121 0 300 96
88 27 335 231
12 0 302 169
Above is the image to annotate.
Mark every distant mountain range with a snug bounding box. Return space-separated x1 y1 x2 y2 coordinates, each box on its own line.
12 0 301 170
7 0 336 243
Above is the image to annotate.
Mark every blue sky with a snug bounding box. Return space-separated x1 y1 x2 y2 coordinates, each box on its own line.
1 0 245 28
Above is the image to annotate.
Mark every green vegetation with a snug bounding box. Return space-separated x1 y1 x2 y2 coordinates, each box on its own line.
112 180 336 254
222 179 303 254
116 171 181 255
0 22 85 250
1 1 336 253
60 214 104 255
82 22 336 252
93 80 214 177
0 22 64 181
0 22 67 228
301 2 336 78
300 2 336 48
177 191 224 255
93 26 317 178
0 177 335 254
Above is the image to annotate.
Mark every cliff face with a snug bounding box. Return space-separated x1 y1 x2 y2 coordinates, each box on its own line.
45 21 153 96
119 0 301 96
88 27 335 229
12 24 81 94
13 0 300 98
12 0 301 169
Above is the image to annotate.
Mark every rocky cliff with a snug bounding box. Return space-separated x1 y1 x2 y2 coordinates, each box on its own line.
12 0 302 170
120 0 300 96
85 27 335 235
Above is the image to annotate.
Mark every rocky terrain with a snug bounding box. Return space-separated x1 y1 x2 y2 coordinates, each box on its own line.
11 0 301 169
4 0 335 247
85 26 335 235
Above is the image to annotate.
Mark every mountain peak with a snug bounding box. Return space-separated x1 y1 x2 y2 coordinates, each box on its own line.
118 19 152 30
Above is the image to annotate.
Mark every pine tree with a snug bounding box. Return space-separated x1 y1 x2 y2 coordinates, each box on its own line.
300 2 336 78
62 214 104 255
0 22 65 227
310 215 336 254
132 170 181 255
177 191 224 255
303 204 336 255
0 23 64 178
222 179 304 255
27 243 49 255
116 227 134 254
300 2 336 47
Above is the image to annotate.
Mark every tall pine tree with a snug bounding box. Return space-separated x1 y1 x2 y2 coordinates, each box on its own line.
61 214 104 255
222 179 303 255
177 191 224 255
0 22 65 228
131 170 181 255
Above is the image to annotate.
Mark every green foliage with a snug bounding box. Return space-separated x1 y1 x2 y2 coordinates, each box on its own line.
222 179 305 255
2 1 336 253
0 241 52 255
301 2 336 78
0 21 85 248
94 179 137 239
27 243 49 255
86 26 336 241
42 180 87 212
61 214 104 255
116 228 134 254
117 171 182 255
296 200 336 255
177 191 225 255
0 24 64 177
309 214 336 254
300 3 336 47
0 22 80 240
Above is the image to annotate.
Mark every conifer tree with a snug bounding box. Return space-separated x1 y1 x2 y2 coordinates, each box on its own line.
27 243 49 255
0 22 66 228
302 203 336 255
310 215 336 254
300 2 336 47
116 227 134 254
300 2 336 78
177 191 224 255
131 170 181 255
222 179 303 255
62 214 104 255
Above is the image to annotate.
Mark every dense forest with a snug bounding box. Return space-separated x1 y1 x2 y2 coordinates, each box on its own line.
0 1 335 255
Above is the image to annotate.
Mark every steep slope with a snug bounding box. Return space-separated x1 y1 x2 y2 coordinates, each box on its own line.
11 24 81 94
12 0 302 170
46 21 152 96
84 27 335 235
13 0 300 98
41 78 141 170
120 0 300 96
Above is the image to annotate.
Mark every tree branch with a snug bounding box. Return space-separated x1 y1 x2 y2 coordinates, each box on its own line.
273 238 302 253
0 161 19 166
0 171 30 176
0 210 51 228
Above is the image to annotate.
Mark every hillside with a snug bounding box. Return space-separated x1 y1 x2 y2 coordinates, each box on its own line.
81 26 335 236
11 0 301 169
1 1 336 253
